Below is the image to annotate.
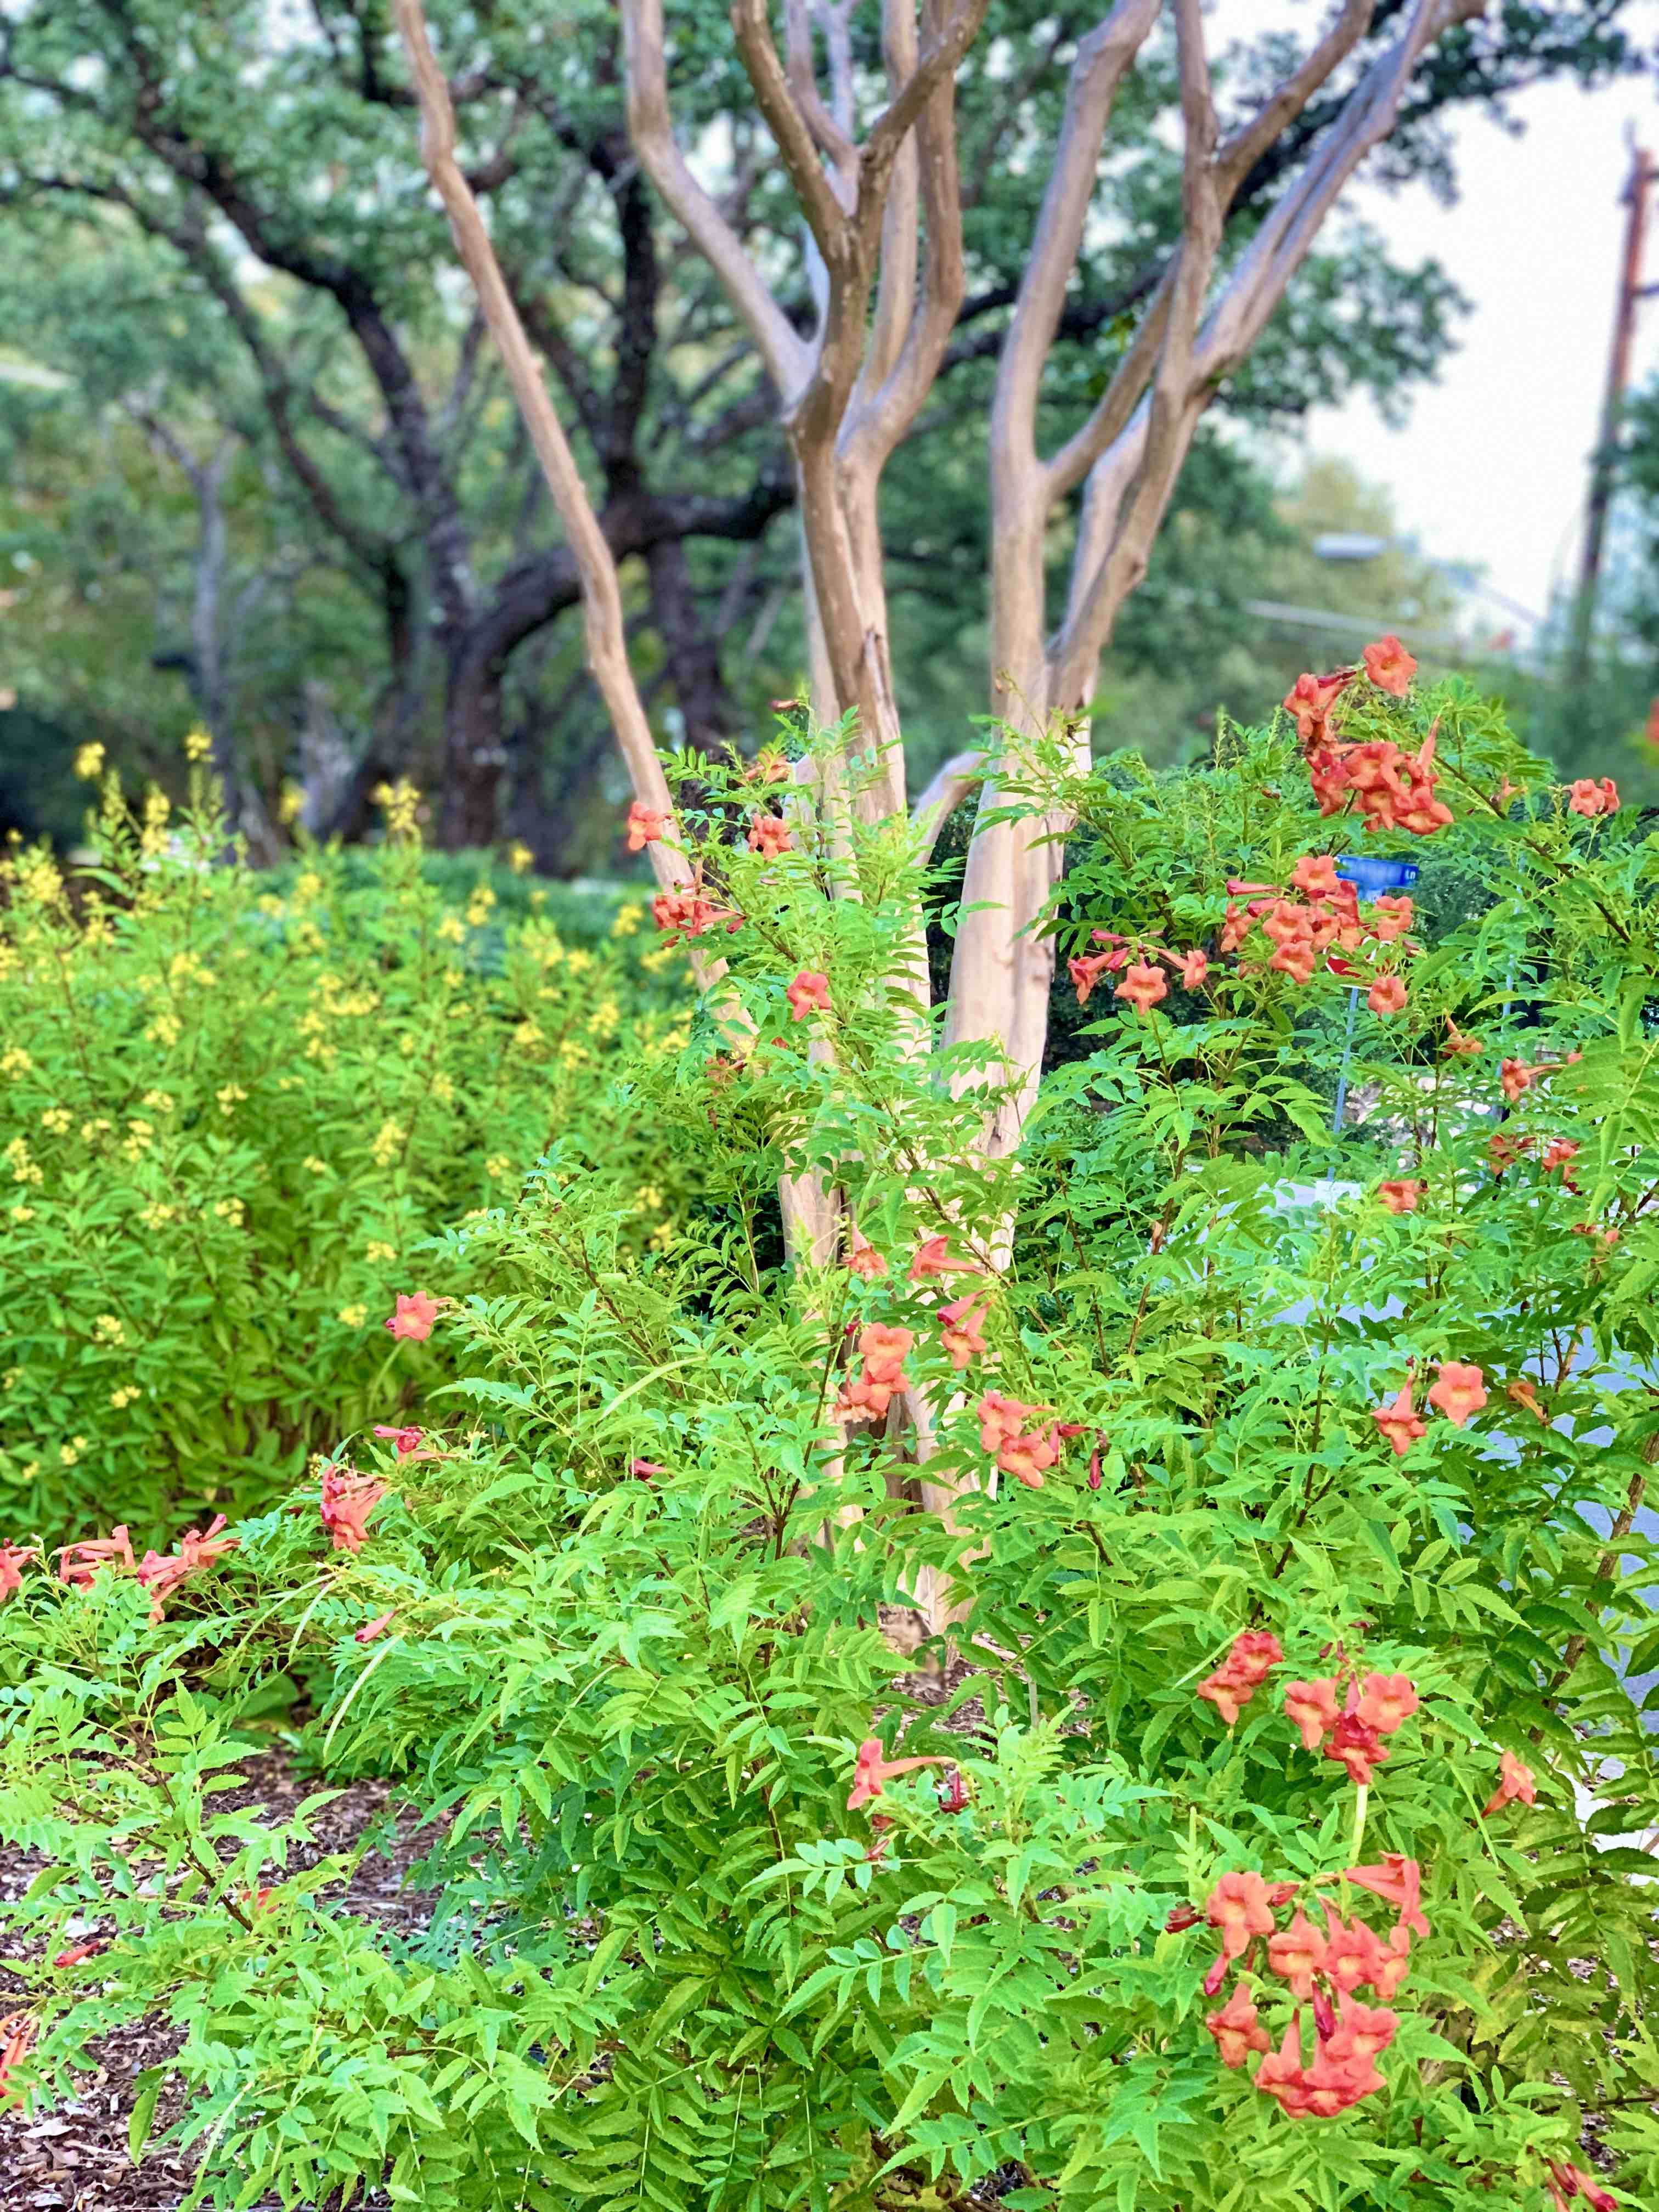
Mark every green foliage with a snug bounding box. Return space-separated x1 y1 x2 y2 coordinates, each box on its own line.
0 768 693 1541
2 695 1656 2208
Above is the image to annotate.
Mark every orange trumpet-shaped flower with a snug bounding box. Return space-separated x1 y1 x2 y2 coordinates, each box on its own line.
1290 854 1341 898
1506 1376 1547 1421
1284 1675 1342 1751
1362 634 1417 696
385 1291 441 1341
1204 1869 1277 1973
1545 2159 1618 2212
1443 1017 1483 1057
747 813 793 857
977 1390 1037 1455
1343 1854 1429 1937
1068 950 1116 1006
909 1234 976 1283
319 1465 388 1555
1205 1983 1272 2069
1376 1179 1424 1214
857 1323 913 1385
1368 893 1414 942
58 1525 136 1592
847 1736 945 1811
785 969 832 1023
938 1293 989 1370
0 1542 37 1599
1567 776 1618 818
1115 959 1169 1014
1482 1748 1536 1816
1197 1630 1283 1727
624 800 667 850
845 1228 888 1280
1356 1672 1419 1734
996 1423 1060 1489
1427 1359 1487 1427
1267 1909 1329 2000
1367 973 1408 1015
1371 1378 1426 1457
1282 669 1351 742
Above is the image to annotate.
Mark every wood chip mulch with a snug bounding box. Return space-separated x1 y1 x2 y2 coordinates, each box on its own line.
1 1754 434 2211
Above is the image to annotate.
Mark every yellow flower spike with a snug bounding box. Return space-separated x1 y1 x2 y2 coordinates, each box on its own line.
74 742 106 780
184 726 213 763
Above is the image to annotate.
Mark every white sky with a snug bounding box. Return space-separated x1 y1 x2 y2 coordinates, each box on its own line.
1222 1 1659 618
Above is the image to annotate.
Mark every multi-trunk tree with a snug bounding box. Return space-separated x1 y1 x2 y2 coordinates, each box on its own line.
396 0 1555 1187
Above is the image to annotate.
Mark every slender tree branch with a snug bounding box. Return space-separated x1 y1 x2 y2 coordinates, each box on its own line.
620 0 812 400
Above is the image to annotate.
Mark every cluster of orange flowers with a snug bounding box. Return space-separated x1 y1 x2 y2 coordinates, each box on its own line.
1197 1630 1420 1792
319 1464 390 1555
1194 1857 1425 2118
1372 1358 1487 1457
6 1515 243 1626
1280 638 1455 838
1223 855 1416 1006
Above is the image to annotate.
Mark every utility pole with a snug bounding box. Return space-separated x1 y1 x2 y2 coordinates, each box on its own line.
1572 142 1655 680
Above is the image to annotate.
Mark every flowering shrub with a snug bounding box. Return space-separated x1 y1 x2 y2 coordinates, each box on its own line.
0 769 692 1539
0 680 1655 2210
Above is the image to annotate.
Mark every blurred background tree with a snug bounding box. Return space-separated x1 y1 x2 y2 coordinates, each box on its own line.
0 0 1642 863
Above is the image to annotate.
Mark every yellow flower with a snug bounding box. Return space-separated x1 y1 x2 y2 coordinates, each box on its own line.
121 1120 154 1160
399 1031 418 1057
9 1204 33 1223
337 1303 368 1328
648 1222 679 1253
0 1046 32 1078
216 1084 248 1115
635 1185 664 1212
469 883 496 913
145 1012 182 1047
369 1120 404 1169
465 896 494 930
1 1369 15 1390
373 779 422 839
507 842 534 874
138 1201 177 1229
565 947 593 977
60 1440 83 1468
302 1155 329 1176
92 1314 127 1345
294 870 324 905
431 1073 455 1104
590 999 620 1040
437 913 466 944
277 1075 302 1092
557 1040 590 1069
74 742 106 780
18 1462 37 1482
277 780 303 825
484 1154 514 1182
610 904 644 938
5 1136 42 1186
257 894 287 919
184 726 213 763
110 1385 141 1409
528 888 548 911
142 1090 176 1114
212 1198 246 1226
39 1106 71 1135
365 1238 397 1265
513 1020 544 1049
